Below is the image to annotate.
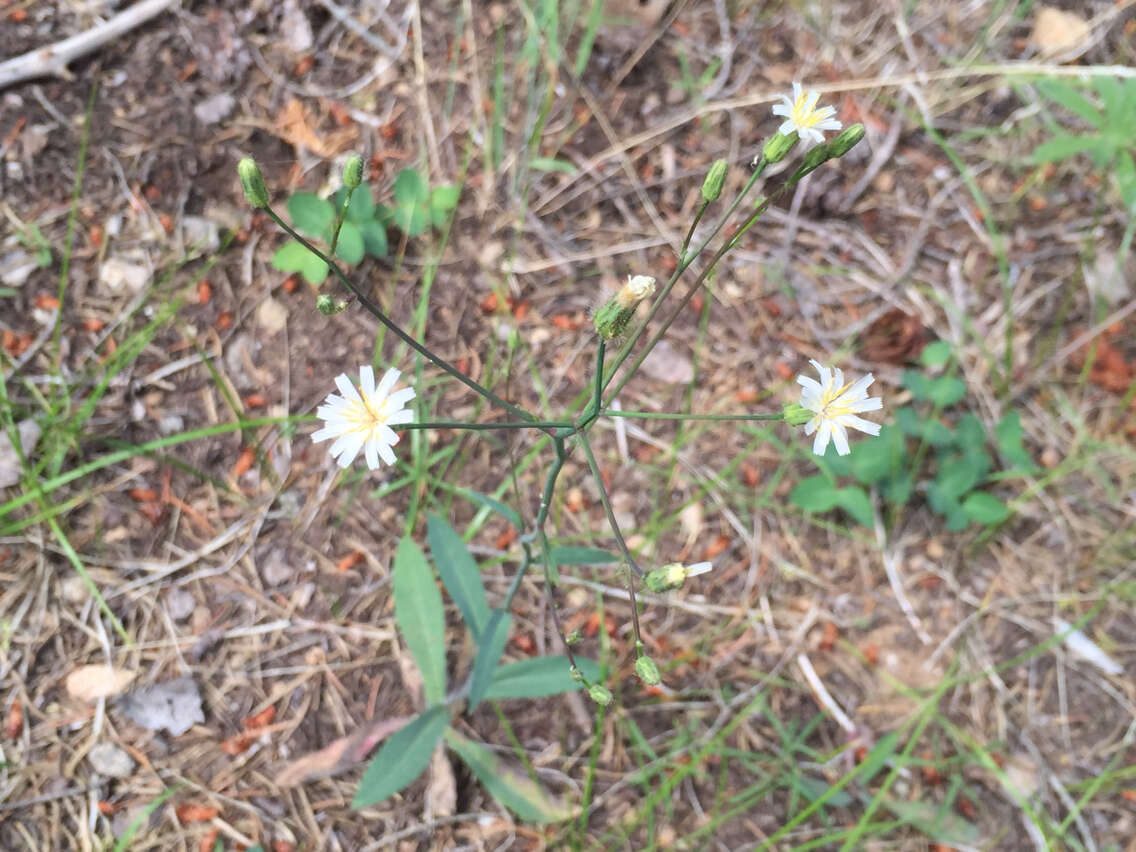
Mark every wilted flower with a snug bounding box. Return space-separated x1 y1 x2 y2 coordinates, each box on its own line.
643 561 713 593
594 275 656 339
796 360 882 456
772 83 842 146
312 365 415 469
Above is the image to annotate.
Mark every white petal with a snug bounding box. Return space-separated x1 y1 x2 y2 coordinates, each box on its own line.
841 373 875 400
778 119 797 136
837 415 881 436
685 561 713 577
803 417 819 436
812 420 832 456
374 367 401 402
330 432 365 467
792 82 803 102
311 425 344 443
816 116 842 132
378 442 397 466
797 375 823 395
831 423 851 456
364 438 380 470
832 367 845 392
378 424 400 446
803 89 820 112
772 101 792 118
802 128 825 146
359 365 376 397
808 359 830 385
334 373 362 405
386 387 417 410
846 396 883 413
387 409 415 426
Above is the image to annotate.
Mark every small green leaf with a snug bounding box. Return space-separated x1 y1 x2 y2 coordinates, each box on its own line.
357 219 388 258
430 185 460 228
393 168 429 205
927 375 967 407
335 221 365 264
994 411 1036 471
467 608 512 711
335 184 376 221
427 514 490 638
1036 79 1103 127
1115 151 1136 211
485 656 603 700
547 546 618 565
901 369 934 401
271 241 328 285
1032 133 1112 165
353 706 450 808
393 538 447 704
850 425 900 484
459 488 521 529
882 471 914 505
962 492 1010 525
529 157 578 174
790 475 841 514
953 413 986 451
445 729 573 823
879 795 981 847
286 192 335 236
935 452 985 500
919 340 952 368
835 486 874 527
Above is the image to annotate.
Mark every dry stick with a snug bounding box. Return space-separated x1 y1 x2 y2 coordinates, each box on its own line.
0 0 178 90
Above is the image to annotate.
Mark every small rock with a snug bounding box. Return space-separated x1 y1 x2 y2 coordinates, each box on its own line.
180 216 220 254
1031 7 1091 56
280 0 314 52
159 413 184 435
0 419 41 488
99 254 149 294
256 297 288 334
118 677 205 736
261 548 293 586
0 249 38 287
640 340 694 385
193 92 235 125
61 575 89 606
164 588 196 621
88 742 134 779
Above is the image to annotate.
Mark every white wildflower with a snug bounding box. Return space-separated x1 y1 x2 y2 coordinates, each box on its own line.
312 365 416 469
797 360 882 456
772 83 842 146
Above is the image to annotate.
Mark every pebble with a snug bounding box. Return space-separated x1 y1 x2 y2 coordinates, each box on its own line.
88 742 134 779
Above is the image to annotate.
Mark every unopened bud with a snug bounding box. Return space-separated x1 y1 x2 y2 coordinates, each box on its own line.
588 683 613 706
782 402 813 426
635 655 661 686
238 158 269 208
343 154 364 189
565 629 583 646
761 131 798 165
701 158 728 202
594 275 655 339
317 294 347 315
828 123 865 158
792 144 833 181
569 665 584 682
644 562 688 593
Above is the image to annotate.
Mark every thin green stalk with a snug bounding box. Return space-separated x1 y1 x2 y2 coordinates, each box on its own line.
574 428 642 577
263 206 534 423
328 184 356 257
602 410 784 423
404 419 571 431
679 199 709 261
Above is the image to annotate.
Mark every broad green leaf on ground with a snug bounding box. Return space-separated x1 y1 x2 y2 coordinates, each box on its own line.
427 514 489 637
834 486 874 527
1036 78 1102 126
850 425 900 485
357 219 388 258
466 608 512 711
919 340 952 368
485 656 603 700
286 192 335 236
1031 133 1113 165
790 475 840 514
430 185 460 228
935 451 986 500
393 537 447 703
353 706 450 808
444 729 573 823
334 184 376 221
334 220 365 265
878 795 981 847
271 241 328 285
392 168 430 236
548 546 618 565
962 491 1011 525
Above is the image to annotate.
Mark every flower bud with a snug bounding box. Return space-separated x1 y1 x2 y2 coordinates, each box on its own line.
635 655 661 686
238 157 269 208
643 561 713 593
588 683 613 706
761 131 798 165
569 665 584 682
782 402 814 426
565 629 583 646
828 123 865 158
317 294 348 315
701 158 728 202
792 144 834 181
343 154 364 189
593 275 655 340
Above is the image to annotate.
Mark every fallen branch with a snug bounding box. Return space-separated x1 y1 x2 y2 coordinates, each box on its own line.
0 0 178 90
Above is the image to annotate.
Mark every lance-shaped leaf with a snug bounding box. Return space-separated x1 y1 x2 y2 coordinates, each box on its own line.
485 656 603 700
393 537 446 703
467 608 512 711
427 514 490 638
353 706 450 809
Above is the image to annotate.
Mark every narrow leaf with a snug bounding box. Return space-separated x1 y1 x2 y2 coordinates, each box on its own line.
459 488 522 529
445 729 573 823
352 706 450 808
467 608 513 711
427 514 490 637
961 492 1010 525
393 538 447 703
547 546 618 565
486 656 602 700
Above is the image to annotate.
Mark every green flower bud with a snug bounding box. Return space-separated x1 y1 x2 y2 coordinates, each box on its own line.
792 144 833 181
565 629 583 646
828 123 866 159
782 402 814 426
644 562 688 593
238 157 269 208
635 654 661 686
762 131 798 165
593 275 655 340
343 154 364 189
701 158 728 202
588 683 613 706
317 294 348 315
569 664 584 682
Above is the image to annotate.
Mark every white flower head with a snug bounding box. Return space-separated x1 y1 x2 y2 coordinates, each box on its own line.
312 365 416 469
772 83 842 146
797 360 882 457
617 274 656 309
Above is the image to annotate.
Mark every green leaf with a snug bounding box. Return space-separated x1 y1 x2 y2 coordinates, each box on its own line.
427 514 490 638
895 407 953 446
530 157 578 174
485 656 602 700
357 219 389 258
879 795 980 847
927 375 967 407
882 471 914 505
287 192 334 236
353 706 450 808
547 546 618 565
335 185 376 221
1115 151 1136 211
271 241 328 285
790 475 841 514
393 538 447 703
953 413 986 452
994 411 1035 471
392 169 430 237
335 221 365 265
1031 133 1112 165
962 492 1010 525
850 425 900 485
445 730 573 823
467 608 512 711
430 184 460 228
1036 79 1102 126
835 486 874 527
901 369 933 401
459 488 521 529
919 340 952 368
935 451 986 500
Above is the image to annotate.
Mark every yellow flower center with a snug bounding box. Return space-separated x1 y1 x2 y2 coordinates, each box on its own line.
792 94 827 129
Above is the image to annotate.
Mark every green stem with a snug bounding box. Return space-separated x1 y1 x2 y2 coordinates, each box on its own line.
264 206 535 423
404 419 571 431
679 199 709 262
601 410 784 423
574 428 642 577
328 185 356 257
